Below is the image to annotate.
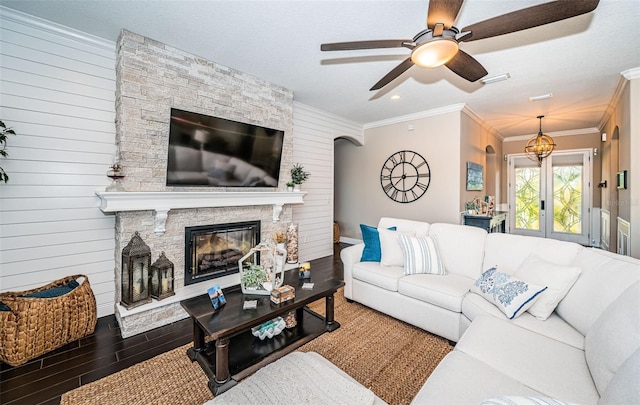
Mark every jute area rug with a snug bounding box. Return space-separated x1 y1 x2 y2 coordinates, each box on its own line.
61 289 452 405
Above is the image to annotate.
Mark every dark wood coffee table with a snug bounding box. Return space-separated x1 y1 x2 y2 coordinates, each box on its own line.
181 258 344 395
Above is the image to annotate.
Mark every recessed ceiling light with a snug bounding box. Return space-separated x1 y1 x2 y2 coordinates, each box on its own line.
529 93 553 101
390 94 401 100
480 73 510 84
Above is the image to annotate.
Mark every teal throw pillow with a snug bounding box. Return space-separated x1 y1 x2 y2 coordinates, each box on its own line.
360 224 396 262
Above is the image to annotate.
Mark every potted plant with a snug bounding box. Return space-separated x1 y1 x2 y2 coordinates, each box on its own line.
240 262 268 292
0 120 16 184
286 181 295 191
290 163 310 191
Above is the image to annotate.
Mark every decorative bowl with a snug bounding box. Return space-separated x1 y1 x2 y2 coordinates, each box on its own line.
251 317 286 340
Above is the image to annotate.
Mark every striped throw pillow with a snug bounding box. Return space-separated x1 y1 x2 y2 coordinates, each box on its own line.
398 234 445 276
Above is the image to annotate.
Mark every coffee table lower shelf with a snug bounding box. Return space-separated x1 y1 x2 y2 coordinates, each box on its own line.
187 307 333 395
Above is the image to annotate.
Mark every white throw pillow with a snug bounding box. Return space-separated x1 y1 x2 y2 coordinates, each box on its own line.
471 267 547 319
515 254 582 320
397 234 446 275
379 228 414 267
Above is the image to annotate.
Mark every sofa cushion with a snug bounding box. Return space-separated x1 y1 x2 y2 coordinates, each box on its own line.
429 223 486 279
585 282 640 395
411 351 544 405
378 217 429 237
471 267 547 319
514 254 582 320
456 316 600 404
483 233 582 275
398 234 445 275
359 224 396 262
352 262 404 292
462 293 585 349
598 348 640 405
379 228 414 267
398 273 474 312
557 248 640 336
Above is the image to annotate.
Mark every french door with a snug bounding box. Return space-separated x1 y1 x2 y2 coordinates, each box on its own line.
508 150 592 245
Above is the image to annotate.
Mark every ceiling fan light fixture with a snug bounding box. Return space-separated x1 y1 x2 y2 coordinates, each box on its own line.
411 38 459 68
524 115 556 166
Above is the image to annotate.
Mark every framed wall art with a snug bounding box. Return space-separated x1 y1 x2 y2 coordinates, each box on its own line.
466 162 483 191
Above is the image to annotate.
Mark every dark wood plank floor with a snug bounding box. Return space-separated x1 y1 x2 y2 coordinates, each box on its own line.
0 244 347 405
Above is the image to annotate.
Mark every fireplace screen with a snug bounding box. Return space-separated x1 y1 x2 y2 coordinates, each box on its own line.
185 221 260 285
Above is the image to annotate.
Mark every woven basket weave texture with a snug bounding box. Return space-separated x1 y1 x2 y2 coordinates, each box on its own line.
0 274 97 366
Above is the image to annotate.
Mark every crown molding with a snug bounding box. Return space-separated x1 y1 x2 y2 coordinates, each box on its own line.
597 68 639 130
0 5 115 51
461 104 504 142
622 67 640 80
363 103 465 129
503 127 600 142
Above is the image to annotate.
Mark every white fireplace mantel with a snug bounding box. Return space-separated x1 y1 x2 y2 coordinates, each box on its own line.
96 191 305 234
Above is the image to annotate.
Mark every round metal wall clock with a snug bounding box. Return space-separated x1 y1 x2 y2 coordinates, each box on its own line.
380 150 431 203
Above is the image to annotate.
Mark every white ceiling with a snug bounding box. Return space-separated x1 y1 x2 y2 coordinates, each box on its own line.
3 0 639 138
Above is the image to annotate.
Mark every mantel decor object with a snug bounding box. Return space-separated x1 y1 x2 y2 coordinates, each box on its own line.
121 231 152 309
150 251 175 300
106 162 126 192
290 163 310 191
286 222 299 264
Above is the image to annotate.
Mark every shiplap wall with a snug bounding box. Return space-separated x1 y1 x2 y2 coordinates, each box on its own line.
0 7 117 317
291 102 362 260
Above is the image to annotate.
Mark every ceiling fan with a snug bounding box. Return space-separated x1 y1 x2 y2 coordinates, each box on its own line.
321 0 599 90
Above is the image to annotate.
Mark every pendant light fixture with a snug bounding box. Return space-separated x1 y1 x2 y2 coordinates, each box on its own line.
524 115 556 166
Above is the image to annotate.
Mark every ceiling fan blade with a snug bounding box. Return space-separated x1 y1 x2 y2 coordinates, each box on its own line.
370 57 414 91
445 50 487 82
321 40 411 51
460 0 599 42
426 0 464 29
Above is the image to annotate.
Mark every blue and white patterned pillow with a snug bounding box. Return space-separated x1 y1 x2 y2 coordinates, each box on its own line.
471 267 547 319
398 234 446 276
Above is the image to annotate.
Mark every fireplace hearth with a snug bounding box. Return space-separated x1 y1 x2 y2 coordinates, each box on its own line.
185 221 260 286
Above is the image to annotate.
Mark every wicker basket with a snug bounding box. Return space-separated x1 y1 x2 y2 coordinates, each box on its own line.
0 275 97 366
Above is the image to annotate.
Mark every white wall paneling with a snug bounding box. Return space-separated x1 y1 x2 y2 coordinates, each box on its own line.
291 101 362 261
0 7 117 317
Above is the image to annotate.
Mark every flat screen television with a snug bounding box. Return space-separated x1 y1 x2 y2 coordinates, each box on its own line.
166 108 284 187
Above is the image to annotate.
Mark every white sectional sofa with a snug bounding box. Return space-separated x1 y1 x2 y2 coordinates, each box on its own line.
341 217 640 404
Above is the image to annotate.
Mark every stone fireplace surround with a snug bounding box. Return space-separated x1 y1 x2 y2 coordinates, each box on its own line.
109 29 297 337
99 191 303 338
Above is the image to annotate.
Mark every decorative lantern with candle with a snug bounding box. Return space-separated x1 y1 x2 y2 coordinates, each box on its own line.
121 231 152 309
150 251 175 300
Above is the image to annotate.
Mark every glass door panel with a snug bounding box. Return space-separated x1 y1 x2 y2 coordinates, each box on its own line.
510 156 544 238
509 150 591 244
547 152 590 244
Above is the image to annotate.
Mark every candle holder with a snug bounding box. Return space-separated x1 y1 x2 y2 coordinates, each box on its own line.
150 251 175 300
121 231 152 309
106 162 126 191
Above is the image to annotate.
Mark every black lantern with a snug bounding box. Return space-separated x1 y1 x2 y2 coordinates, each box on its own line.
150 251 175 300
121 231 152 309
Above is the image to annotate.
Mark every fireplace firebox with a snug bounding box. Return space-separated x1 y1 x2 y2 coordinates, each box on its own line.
185 221 260 286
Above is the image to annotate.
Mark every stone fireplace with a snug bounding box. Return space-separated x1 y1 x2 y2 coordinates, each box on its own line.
106 30 297 337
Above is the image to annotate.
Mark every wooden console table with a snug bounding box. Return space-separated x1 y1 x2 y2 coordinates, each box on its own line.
463 211 507 233
181 259 344 395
